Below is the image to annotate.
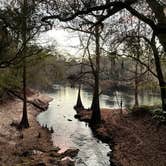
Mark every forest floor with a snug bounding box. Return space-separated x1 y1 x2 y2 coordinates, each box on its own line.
76 108 166 166
0 90 78 166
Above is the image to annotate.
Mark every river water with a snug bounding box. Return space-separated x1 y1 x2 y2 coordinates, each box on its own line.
37 85 161 166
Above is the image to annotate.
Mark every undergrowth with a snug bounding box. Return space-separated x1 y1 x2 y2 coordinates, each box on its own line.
130 105 166 123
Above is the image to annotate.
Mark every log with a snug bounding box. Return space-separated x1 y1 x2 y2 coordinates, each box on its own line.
7 90 49 111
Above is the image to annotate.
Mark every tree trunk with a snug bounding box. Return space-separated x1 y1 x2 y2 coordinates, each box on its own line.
146 0 166 51
152 36 166 111
134 36 140 107
90 24 101 124
75 84 84 109
156 25 166 52
91 75 101 124
19 60 29 129
18 0 29 129
160 82 166 111
134 70 139 107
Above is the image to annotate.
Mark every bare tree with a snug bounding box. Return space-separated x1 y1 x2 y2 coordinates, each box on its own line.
41 0 166 111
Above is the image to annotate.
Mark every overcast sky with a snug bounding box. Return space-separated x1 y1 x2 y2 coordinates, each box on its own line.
39 28 81 57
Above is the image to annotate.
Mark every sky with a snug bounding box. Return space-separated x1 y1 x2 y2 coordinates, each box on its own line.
39 28 81 57
37 0 166 57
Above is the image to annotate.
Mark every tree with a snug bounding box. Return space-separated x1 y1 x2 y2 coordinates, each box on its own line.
41 0 166 51
66 27 102 123
18 0 46 128
90 24 102 124
41 0 166 111
1 0 47 129
75 84 84 109
114 31 166 111
57 7 107 123
18 0 31 129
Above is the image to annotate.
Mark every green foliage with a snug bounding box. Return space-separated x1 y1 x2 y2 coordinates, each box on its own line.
26 52 66 91
0 68 22 97
131 105 166 123
0 42 68 97
151 108 166 123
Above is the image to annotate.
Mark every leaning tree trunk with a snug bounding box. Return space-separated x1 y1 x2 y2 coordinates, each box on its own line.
75 84 84 109
90 24 101 124
19 59 29 129
146 0 166 52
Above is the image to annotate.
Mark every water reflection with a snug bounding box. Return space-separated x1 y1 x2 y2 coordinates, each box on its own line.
37 85 111 166
37 85 161 166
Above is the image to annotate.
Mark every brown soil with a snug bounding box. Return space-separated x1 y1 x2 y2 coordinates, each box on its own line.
76 108 166 166
0 91 78 166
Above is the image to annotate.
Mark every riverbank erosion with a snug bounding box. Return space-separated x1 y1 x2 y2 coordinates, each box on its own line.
0 90 79 166
75 108 166 166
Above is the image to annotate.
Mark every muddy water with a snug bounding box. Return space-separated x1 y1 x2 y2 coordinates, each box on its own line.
37 85 161 166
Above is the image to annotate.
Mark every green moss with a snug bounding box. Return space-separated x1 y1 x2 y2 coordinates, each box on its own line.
0 68 21 98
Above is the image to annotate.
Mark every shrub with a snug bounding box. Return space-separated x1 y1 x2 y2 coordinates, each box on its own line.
151 108 166 123
131 106 152 117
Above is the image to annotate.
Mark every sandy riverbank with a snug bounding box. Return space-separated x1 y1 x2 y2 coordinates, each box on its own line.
75 108 166 166
0 90 78 166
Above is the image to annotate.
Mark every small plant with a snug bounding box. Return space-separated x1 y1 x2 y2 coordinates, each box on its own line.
151 108 166 123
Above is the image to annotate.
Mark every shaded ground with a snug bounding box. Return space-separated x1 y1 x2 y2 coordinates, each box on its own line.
76 108 166 166
0 91 78 166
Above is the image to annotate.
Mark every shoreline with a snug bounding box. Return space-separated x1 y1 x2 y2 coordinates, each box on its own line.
74 108 166 166
74 108 115 165
0 90 78 166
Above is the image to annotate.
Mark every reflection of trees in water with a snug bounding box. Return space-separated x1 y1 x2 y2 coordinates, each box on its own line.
103 90 161 108
122 91 161 107
52 85 161 108
138 92 161 106
83 88 92 93
121 93 134 108
38 85 111 166
105 99 115 106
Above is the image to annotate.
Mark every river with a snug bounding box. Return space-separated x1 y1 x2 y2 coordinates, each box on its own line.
37 85 161 166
